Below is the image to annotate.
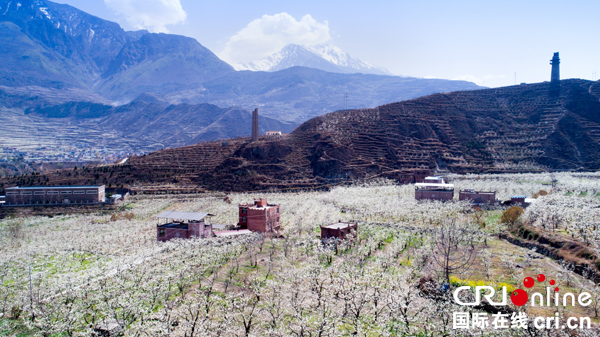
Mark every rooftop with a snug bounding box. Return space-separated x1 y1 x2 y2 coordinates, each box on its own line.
156 211 213 221
157 223 190 229
321 222 356 230
461 189 496 194
240 199 279 209
6 185 104 190
247 204 278 209
415 182 455 190
214 229 252 237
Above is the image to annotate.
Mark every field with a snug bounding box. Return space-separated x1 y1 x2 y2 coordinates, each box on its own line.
2 172 600 336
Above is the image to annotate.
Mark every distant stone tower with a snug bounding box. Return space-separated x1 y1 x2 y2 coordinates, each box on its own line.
251 108 259 142
550 52 560 82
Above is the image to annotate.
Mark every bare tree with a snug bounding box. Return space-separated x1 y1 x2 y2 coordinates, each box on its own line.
481 249 493 280
591 283 600 318
6 220 23 242
223 265 236 293
229 292 261 337
429 218 478 283
262 284 284 331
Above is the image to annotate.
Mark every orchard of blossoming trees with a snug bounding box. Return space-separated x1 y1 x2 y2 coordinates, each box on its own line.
2 172 600 336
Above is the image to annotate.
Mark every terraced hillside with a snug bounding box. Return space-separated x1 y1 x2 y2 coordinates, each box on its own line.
3 79 600 192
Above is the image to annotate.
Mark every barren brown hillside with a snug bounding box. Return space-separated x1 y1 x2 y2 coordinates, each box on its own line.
3 79 600 192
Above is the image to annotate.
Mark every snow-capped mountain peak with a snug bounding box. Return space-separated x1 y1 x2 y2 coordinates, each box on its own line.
303 44 361 67
235 44 392 76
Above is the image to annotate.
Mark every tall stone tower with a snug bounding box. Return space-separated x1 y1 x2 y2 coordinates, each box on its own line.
251 108 259 142
550 52 560 82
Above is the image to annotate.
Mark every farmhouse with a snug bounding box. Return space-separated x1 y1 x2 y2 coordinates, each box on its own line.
239 198 280 233
507 195 536 207
4 185 105 206
397 169 431 184
321 221 358 241
415 177 454 201
459 189 497 204
156 211 214 242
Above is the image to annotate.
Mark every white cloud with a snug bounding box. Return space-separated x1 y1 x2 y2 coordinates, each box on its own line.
220 13 331 64
453 75 483 86
104 0 186 33
483 74 507 80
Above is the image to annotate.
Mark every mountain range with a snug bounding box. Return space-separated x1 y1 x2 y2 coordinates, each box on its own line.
25 100 297 146
0 0 481 125
0 0 234 100
9 79 600 191
235 44 392 75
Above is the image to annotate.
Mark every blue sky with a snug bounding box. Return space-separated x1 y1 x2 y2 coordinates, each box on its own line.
54 0 599 88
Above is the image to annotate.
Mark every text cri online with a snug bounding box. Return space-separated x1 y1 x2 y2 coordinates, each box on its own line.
452 286 592 330
452 312 591 330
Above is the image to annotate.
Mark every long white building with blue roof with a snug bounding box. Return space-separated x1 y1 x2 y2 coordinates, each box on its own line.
3 185 105 206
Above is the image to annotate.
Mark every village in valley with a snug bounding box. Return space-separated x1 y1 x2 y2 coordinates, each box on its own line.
0 160 534 244
3 164 600 336
2 66 600 335
3 84 600 335
1 0 599 334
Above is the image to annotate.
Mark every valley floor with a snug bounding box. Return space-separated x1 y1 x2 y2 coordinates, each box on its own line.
0 108 151 171
2 172 600 336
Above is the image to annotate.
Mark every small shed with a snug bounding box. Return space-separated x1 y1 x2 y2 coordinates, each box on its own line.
511 196 526 204
415 177 455 201
397 169 431 184
156 211 214 242
321 222 358 241
459 190 496 204
107 194 123 205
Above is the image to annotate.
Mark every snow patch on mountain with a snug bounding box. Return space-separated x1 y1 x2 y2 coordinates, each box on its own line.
39 7 50 19
2 2 11 15
235 44 392 76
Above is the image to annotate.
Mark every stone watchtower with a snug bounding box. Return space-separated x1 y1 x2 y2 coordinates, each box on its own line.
550 52 560 82
251 108 259 142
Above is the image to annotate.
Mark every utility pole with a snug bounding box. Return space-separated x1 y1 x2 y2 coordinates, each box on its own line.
344 93 347 110
29 265 33 315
